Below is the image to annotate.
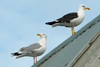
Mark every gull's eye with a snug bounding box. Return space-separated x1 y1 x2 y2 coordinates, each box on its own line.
82 6 85 7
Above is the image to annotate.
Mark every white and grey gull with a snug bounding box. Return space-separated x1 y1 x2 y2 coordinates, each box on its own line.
11 33 47 64
46 4 90 35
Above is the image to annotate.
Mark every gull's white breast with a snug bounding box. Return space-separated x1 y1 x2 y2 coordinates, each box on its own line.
70 10 85 26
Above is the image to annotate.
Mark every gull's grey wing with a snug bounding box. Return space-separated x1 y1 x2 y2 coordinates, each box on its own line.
19 47 27 52
21 43 42 53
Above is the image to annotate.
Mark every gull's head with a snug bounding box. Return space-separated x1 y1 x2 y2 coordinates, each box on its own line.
37 33 47 38
79 4 90 10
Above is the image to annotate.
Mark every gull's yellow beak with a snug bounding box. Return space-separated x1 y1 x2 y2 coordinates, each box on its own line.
37 34 41 36
85 7 90 10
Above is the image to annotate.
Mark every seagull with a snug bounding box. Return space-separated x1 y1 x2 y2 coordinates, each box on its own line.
45 4 90 35
11 33 47 64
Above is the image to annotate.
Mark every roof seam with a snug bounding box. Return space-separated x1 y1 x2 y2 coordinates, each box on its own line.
97 19 100 22
90 30 100 44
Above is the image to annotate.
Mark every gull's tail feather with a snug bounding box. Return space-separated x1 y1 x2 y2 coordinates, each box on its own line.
45 21 58 25
11 52 26 59
16 54 25 59
11 52 21 56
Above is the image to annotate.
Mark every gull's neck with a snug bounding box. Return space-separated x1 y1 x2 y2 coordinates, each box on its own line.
38 37 46 46
77 8 85 17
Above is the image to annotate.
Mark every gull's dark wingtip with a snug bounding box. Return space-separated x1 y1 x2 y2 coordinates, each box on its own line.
45 21 58 25
11 52 21 56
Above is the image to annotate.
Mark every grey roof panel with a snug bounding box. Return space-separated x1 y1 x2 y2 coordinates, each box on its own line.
32 15 100 67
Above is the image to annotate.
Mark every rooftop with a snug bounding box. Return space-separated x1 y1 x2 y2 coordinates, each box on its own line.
32 15 100 67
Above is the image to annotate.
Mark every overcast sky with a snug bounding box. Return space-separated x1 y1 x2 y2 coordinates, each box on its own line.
0 0 100 67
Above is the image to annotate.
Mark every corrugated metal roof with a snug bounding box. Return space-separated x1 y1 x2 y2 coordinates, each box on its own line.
32 15 100 67
72 32 100 67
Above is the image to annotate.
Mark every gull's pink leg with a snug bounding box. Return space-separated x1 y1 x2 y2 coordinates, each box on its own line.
33 57 35 64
